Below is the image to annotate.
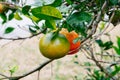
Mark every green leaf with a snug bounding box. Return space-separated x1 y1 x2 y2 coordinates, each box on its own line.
48 0 63 7
96 40 113 50
14 12 22 20
67 11 92 26
22 5 31 15
4 27 15 34
45 19 56 30
65 0 73 4
29 28 36 34
8 12 14 20
103 41 113 50
110 0 118 5
29 25 40 34
9 65 18 75
74 55 78 58
117 36 120 49
94 70 100 78
84 62 91 66
113 46 120 55
0 13 7 24
111 66 120 77
96 40 104 47
74 61 79 64
31 6 62 20
98 21 106 31
31 15 41 23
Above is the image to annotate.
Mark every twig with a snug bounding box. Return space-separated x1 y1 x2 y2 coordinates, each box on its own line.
37 70 40 80
96 54 120 58
1 59 53 80
0 73 9 79
81 1 107 44
94 10 115 40
0 2 21 9
82 34 115 79
89 48 115 80
0 28 47 40
97 60 120 65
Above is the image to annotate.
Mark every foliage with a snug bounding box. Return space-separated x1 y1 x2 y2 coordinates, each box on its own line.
0 0 120 80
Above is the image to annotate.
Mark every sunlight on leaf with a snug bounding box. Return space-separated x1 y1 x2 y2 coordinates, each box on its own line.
31 6 62 20
14 12 22 20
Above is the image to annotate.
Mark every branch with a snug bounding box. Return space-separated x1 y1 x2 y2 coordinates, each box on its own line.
1 59 53 80
0 1 111 80
81 1 107 44
94 8 115 40
0 2 21 9
0 73 9 79
0 28 47 40
84 45 116 80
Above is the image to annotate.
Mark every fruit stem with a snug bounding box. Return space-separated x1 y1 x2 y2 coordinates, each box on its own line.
51 28 60 40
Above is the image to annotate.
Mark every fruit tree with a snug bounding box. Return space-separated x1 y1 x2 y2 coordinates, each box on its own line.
0 0 120 80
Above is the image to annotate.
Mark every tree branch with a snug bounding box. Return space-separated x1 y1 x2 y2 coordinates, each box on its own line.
1 59 53 80
0 1 114 80
81 1 107 44
0 28 47 40
0 73 9 79
0 2 21 9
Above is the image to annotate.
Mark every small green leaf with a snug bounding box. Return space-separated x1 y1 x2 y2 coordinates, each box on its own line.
8 12 14 20
65 0 73 4
9 65 18 76
45 19 56 30
113 46 120 55
0 13 7 24
14 12 22 20
117 36 120 49
94 70 100 78
29 26 37 34
22 5 31 15
74 61 79 64
103 41 113 50
110 0 118 5
84 62 91 66
31 16 41 23
98 21 106 31
74 55 78 58
4 27 15 34
48 0 63 7
86 68 91 72
96 40 104 47
111 66 120 77
31 6 62 20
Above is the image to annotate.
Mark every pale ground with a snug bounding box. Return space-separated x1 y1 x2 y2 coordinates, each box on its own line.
0 23 120 80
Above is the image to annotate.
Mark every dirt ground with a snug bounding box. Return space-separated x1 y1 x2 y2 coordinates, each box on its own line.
0 23 120 80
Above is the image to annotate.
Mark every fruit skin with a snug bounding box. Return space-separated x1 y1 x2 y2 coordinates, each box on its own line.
39 32 70 59
60 28 80 55
0 3 6 13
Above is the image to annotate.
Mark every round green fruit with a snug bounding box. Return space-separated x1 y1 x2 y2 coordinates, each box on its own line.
39 32 70 59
